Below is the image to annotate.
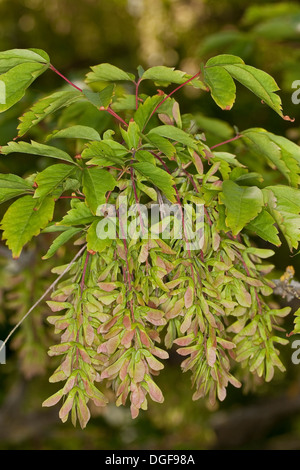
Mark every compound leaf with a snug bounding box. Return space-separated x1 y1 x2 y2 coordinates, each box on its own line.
205 54 288 119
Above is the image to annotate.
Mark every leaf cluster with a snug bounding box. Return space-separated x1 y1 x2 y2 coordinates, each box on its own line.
0 49 299 427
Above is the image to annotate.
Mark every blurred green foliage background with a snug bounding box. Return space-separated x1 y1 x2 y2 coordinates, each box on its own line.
0 0 300 450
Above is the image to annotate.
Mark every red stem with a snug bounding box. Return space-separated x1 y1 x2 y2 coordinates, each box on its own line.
50 63 128 127
149 71 202 119
106 107 128 127
182 167 198 192
50 64 83 92
210 134 242 150
203 207 213 226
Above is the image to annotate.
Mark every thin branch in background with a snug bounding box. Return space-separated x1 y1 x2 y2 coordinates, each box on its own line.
50 63 128 127
0 244 87 354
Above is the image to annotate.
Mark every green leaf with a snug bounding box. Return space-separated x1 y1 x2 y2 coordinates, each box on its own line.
82 84 114 109
85 63 135 83
263 185 300 250
194 114 234 141
111 94 136 112
84 157 124 168
137 65 145 78
0 62 49 113
132 162 176 203
252 13 300 41
134 95 163 130
82 168 116 215
28 48 50 63
242 128 300 187
204 66 236 110
148 125 197 149
41 224 71 233
82 140 128 158
57 100 111 131
46 125 101 142
1 140 75 164
243 3 300 26
199 30 249 56
17 91 82 137
42 227 82 259
141 66 205 88
86 220 112 253
172 101 182 129
0 48 49 74
120 121 140 149
1 195 55 258
221 180 264 235
0 173 33 204
57 201 95 226
82 141 127 167
229 169 263 186
214 152 245 171
205 54 286 119
206 55 245 67
136 180 157 200
135 150 156 165
34 164 77 199
245 209 281 246
145 133 176 158
142 66 188 85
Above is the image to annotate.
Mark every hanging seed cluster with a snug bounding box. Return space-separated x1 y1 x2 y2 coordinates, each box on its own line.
0 50 297 429
43 153 290 428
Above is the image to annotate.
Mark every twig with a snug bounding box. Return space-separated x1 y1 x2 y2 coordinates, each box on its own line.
49 64 83 92
0 244 87 354
50 64 128 127
149 71 202 120
210 134 242 149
